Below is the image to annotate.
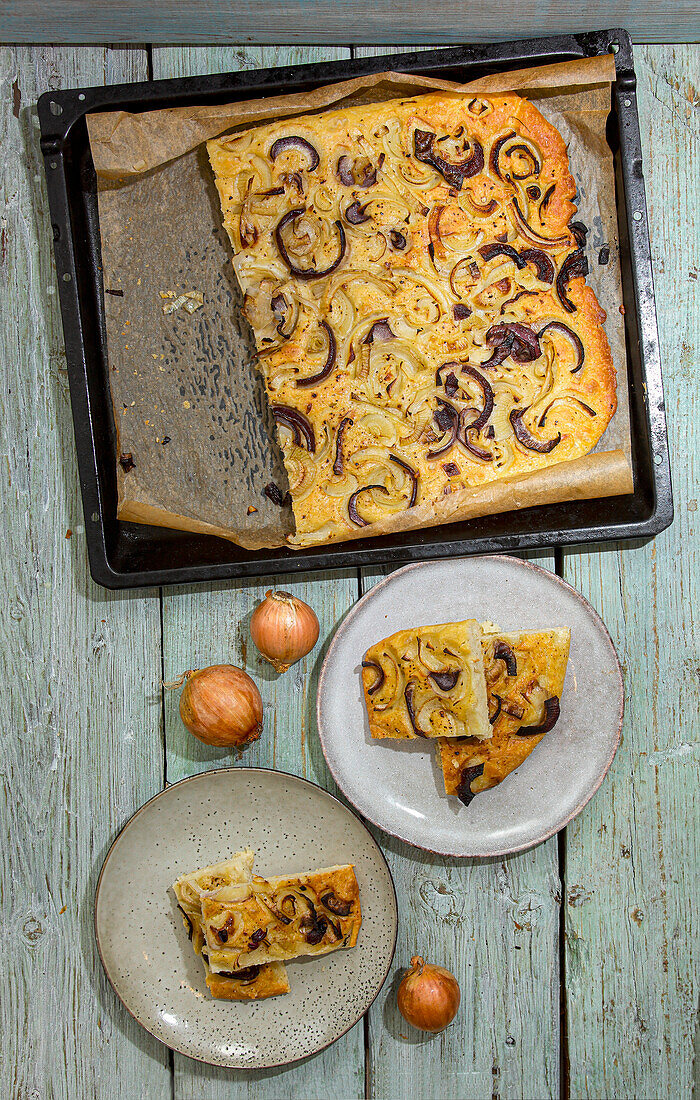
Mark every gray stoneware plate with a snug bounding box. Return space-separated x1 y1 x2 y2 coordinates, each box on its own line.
317 555 623 858
94 768 397 1069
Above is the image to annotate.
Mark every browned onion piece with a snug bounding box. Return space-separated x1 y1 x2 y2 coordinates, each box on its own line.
479 242 527 269
489 693 502 724
464 192 499 216
516 696 560 736
493 640 517 676
414 129 484 190
540 183 556 213
333 415 353 475
506 143 541 180
389 229 407 250
538 397 596 427
537 320 585 372
459 417 494 461
337 156 354 185
336 154 376 188
456 762 485 806
295 320 336 388
460 365 494 432
484 322 541 365
177 905 194 940
361 659 385 694
427 398 459 459
345 200 370 225
489 130 515 179
430 669 460 691
275 208 346 280
511 197 570 249
449 256 481 298
527 185 541 200
569 221 588 248
555 249 589 313
270 136 320 170
364 319 395 344
271 404 316 452
270 292 295 337
389 454 418 507
428 204 447 261
453 303 471 321
348 484 389 527
218 965 262 984
509 407 561 453
442 461 460 476
519 247 555 283
404 680 428 738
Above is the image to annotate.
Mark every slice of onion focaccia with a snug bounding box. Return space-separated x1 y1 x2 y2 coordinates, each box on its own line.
436 626 570 805
202 864 361 974
172 851 290 1001
361 619 491 740
207 90 617 549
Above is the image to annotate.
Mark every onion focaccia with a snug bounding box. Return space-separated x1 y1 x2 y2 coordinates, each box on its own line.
172 851 290 1001
437 626 570 805
207 90 616 547
202 865 361 974
361 619 490 740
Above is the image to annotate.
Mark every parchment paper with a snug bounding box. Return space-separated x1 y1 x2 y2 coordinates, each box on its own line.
88 54 633 549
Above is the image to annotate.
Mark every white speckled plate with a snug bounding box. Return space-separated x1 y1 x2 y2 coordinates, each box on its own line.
317 555 623 857
95 768 397 1068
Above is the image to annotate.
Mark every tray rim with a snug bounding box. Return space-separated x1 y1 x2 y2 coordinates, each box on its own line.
38 28 673 589
93 765 399 1069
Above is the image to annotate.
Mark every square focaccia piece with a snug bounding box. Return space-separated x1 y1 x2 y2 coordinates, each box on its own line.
202 865 361 974
361 619 490 740
172 851 290 1001
207 90 617 549
436 626 570 806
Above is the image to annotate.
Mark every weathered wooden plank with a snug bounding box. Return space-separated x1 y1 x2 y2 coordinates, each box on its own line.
153 41 366 1100
1 3 699 45
0 46 170 1100
562 44 700 1100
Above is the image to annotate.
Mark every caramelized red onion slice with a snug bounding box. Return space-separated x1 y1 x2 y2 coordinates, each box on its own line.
442 461 460 476
389 229 407 250
479 242 527 269
389 454 418 507
555 248 589 313
269 136 320 170
456 762 485 806
511 197 570 249
427 398 459 459
345 200 370 225
459 417 494 461
337 156 354 185
538 397 596 427
509 407 561 453
275 208 346 280
321 891 352 916
519 247 555 284
296 320 336 388
414 129 484 190
460 365 494 433
569 221 588 248
493 640 517 676
516 696 560 736
270 292 296 338
484 322 541 365
404 680 428 738
506 143 541 180
489 130 515 179
464 192 499 216
429 669 460 692
449 256 481 298
336 155 376 188
218 965 262 984
271 404 316 452
361 659 385 695
333 416 353 475
537 320 585 372
363 319 395 344
347 484 389 527
453 303 471 321
489 693 502 724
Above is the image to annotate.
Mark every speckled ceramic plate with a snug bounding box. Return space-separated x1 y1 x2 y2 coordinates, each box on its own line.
318 555 623 857
94 768 397 1068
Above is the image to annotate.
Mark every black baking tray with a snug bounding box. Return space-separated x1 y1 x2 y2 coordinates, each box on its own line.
38 28 672 589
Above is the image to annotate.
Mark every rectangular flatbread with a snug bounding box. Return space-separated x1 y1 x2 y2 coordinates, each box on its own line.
361 619 491 740
202 864 361 974
207 90 616 548
436 625 570 805
172 851 290 1001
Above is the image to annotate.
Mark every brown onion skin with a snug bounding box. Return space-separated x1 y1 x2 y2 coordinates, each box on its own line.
397 956 461 1033
250 590 320 672
177 665 263 747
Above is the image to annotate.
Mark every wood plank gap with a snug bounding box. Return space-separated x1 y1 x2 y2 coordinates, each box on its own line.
558 828 569 1100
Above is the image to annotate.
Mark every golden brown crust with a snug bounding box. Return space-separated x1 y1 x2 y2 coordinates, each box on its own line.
361 619 490 740
208 91 617 547
437 626 570 801
204 960 290 1001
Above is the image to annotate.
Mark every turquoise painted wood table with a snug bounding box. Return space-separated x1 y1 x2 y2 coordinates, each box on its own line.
1 40 698 1100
